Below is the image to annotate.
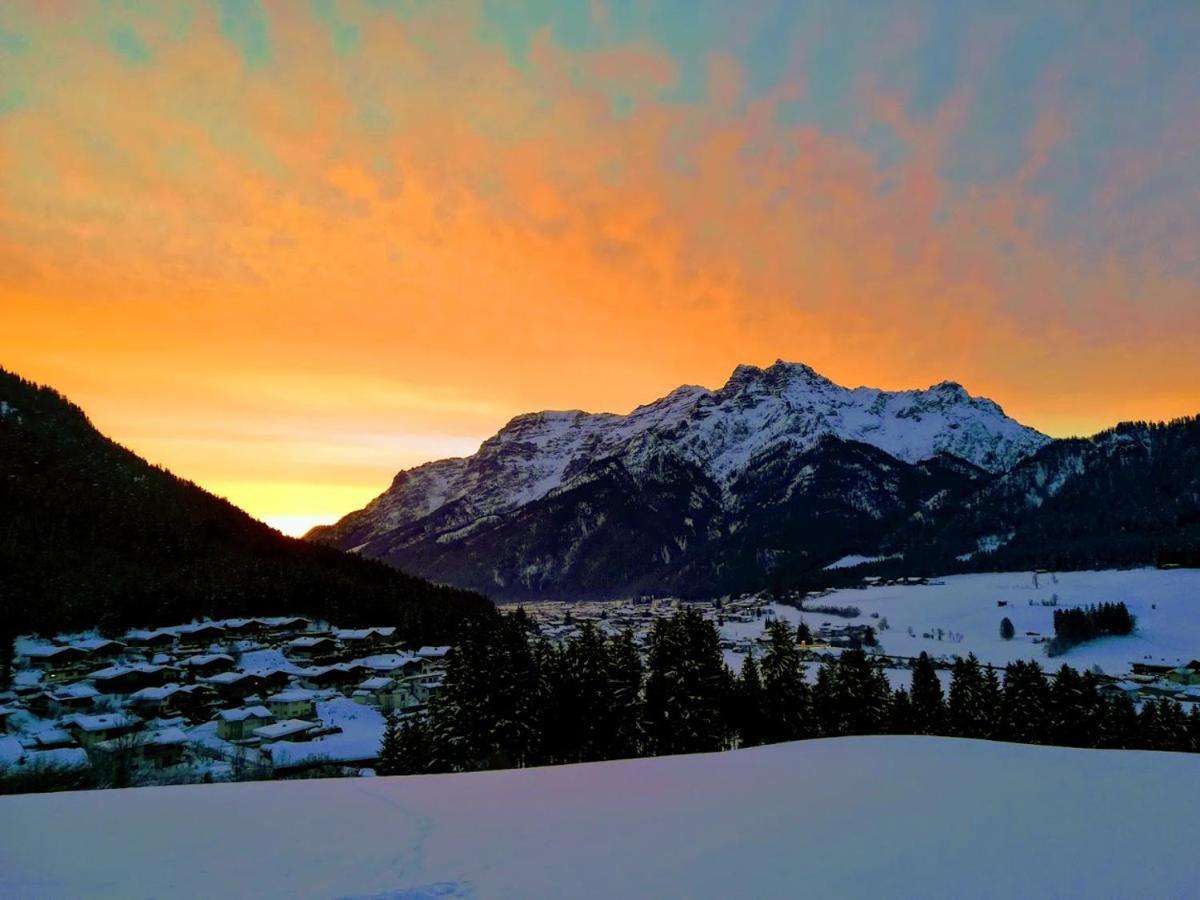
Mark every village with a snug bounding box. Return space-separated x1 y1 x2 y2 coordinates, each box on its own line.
0 617 450 784
500 573 1200 706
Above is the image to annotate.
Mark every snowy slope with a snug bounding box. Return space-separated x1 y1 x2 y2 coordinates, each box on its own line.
3 736 1198 899
314 362 1045 545
725 568 1200 677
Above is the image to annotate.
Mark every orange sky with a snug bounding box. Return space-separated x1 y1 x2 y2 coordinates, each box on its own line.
2 2 1198 534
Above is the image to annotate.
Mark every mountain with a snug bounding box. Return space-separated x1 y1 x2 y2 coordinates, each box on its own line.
310 361 1048 598
885 416 1200 573
0 369 494 638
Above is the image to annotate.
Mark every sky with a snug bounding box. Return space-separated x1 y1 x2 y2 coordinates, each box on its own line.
2 1 1198 536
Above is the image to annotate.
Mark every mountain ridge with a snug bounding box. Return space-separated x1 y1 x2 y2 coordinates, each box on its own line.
309 361 1046 598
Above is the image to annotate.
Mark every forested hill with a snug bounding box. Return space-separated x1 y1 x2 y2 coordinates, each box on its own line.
0 368 494 639
879 416 1200 574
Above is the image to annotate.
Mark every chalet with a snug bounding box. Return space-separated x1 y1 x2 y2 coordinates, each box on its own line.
125 630 177 651
67 713 139 749
215 705 275 741
266 689 318 720
176 624 227 651
22 645 89 682
1131 662 1175 677
181 653 236 677
223 619 269 639
287 636 338 661
358 653 423 676
252 719 319 744
127 684 189 718
299 663 367 691
72 638 127 659
90 663 175 694
29 728 78 750
416 646 451 663
47 683 99 717
139 727 189 768
94 726 189 770
352 677 404 712
335 628 397 652
201 671 265 703
1142 683 1184 699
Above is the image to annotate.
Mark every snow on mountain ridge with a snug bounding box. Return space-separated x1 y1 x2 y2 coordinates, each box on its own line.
321 361 1048 544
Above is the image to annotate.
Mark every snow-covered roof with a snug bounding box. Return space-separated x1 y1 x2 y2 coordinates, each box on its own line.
416 646 450 658
289 636 335 649
183 653 234 667
69 713 136 733
253 719 318 741
71 638 126 652
53 683 100 700
129 684 186 702
268 690 317 704
217 706 273 723
358 677 394 691
147 727 189 747
203 671 258 686
357 654 420 672
335 627 397 640
89 663 169 680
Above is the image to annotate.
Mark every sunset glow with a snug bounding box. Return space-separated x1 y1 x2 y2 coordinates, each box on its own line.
3 2 1198 533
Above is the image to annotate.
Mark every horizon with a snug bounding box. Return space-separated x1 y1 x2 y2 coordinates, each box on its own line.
3 2 1199 533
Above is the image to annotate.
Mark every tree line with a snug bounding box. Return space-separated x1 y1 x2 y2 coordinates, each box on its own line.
1048 602 1136 656
378 608 1200 775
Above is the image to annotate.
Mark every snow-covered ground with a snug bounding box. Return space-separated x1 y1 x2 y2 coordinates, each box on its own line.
2 736 1198 899
723 568 1200 677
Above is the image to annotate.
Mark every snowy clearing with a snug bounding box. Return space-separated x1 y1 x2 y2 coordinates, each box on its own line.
2 736 1198 898
723 568 1200 677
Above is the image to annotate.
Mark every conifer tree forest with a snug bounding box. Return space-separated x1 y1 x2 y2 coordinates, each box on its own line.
379 608 1200 775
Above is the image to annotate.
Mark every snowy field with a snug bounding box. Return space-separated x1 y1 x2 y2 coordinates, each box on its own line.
723 568 1200 677
3 736 1199 899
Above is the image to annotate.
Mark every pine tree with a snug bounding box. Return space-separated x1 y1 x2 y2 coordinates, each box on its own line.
643 608 734 756
999 617 1015 640
1000 660 1050 744
737 653 767 748
947 655 981 738
395 716 435 774
760 619 813 743
888 688 913 734
377 710 403 776
909 652 945 735
605 629 644 760
812 663 842 737
833 649 890 735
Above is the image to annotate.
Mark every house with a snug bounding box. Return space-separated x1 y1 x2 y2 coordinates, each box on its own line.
47 683 100 717
286 636 338 661
125 630 177 651
1097 681 1142 699
353 677 420 712
126 683 211 719
175 623 228 652
215 705 275 741
29 728 78 750
181 653 236 678
299 663 367 691
93 726 189 770
335 627 397 652
358 653 423 676
67 713 140 749
201 671 265 704
90 663 175 694
72 638 127 659
416 646 451 663
265 689 318 720
22 646 89 682
252 719 319 744
1131 662 1175 677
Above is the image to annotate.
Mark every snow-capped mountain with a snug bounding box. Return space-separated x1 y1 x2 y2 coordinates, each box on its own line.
308 361 1049 598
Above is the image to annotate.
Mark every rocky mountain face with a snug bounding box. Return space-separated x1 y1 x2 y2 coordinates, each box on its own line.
309 361 1049 599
